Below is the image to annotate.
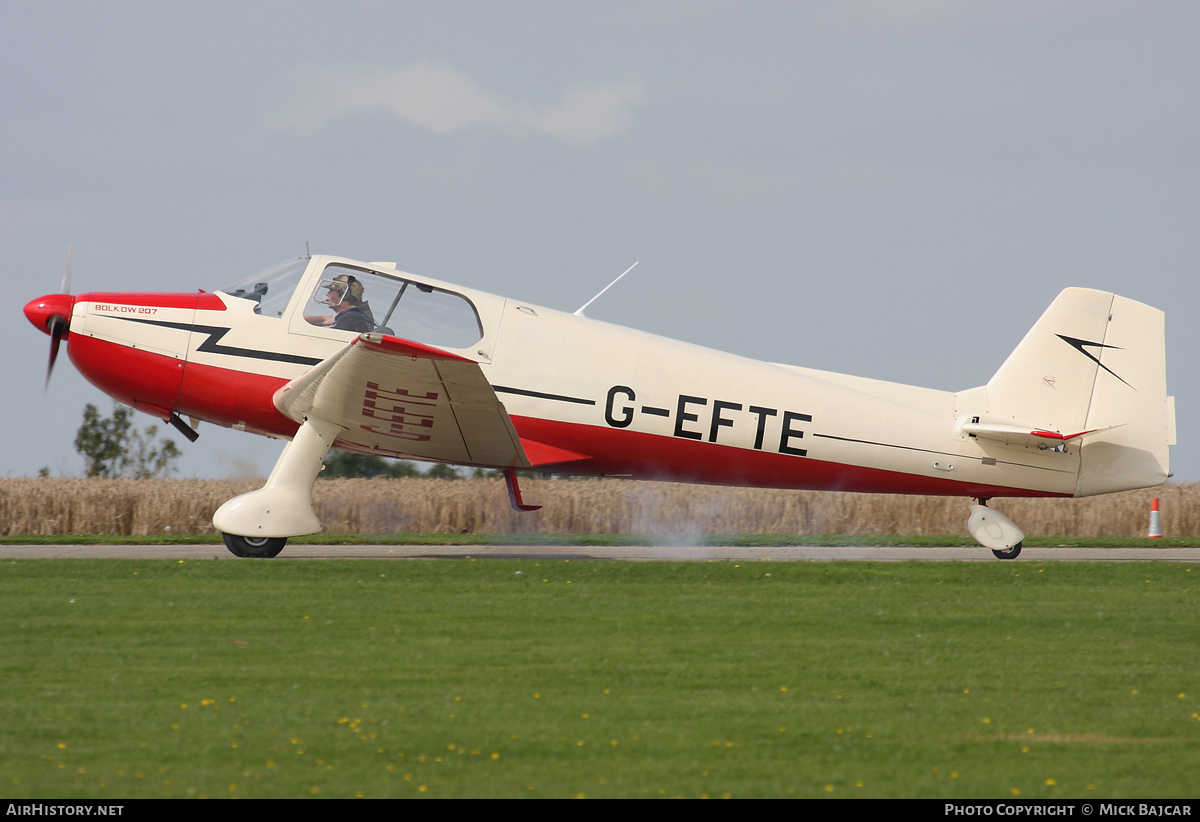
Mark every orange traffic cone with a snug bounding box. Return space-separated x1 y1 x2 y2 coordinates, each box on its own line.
1148 498 1163 539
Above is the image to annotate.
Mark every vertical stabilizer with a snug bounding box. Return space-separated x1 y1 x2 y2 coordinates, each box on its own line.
986 288 1113 436
984 288 1172 497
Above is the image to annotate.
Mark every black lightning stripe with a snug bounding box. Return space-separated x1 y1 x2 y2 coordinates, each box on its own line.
115 317 323 366
1056 334 1132 388
492 386 596 405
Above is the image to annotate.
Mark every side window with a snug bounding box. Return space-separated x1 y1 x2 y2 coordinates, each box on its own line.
385 283 484 349
303 264 483 349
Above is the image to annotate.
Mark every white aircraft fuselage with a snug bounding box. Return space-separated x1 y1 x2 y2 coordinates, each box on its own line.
25 254 1174 557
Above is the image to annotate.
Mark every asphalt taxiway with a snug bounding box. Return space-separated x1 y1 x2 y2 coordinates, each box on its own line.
1 544 1197 561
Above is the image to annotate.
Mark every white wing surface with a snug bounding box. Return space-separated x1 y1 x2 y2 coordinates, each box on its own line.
273 333 531 468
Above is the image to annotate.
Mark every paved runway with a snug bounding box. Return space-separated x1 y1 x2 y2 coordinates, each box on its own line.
1 544 1197 561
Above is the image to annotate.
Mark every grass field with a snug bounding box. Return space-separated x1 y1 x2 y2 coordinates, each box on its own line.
2 559 1197 798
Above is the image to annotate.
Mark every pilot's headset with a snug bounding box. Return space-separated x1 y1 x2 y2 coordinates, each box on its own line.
317 273 365 306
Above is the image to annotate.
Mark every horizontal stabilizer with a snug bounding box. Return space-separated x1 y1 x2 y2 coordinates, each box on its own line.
960 419 1123 447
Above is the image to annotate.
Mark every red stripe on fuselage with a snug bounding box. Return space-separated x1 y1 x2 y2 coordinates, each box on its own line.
77 292 226 310
68 333 297 438
175 358 295 438
510 415 1068 498
68 333 186 418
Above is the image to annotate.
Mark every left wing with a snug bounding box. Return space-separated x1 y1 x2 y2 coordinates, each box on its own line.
273 333 531 468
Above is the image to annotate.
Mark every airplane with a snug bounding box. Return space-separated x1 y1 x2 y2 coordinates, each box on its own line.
24 253 1175 559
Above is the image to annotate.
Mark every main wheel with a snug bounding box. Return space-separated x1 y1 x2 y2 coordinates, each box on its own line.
991 542 1022 560
221 533 287 558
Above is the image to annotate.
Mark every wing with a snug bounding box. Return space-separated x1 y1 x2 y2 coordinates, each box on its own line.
273 333 532 468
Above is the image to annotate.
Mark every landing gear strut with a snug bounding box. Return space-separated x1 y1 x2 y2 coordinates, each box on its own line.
211 415 345 559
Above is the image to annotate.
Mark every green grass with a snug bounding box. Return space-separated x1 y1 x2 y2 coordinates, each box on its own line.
1 559 1197 798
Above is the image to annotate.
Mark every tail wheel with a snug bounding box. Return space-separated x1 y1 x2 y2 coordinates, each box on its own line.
221 533 286 558
991 542 1022 560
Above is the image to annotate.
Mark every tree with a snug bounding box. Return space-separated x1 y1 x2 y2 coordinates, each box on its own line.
321 451 420 478
74 403 181 479
321 452 473 479
423 462 464 480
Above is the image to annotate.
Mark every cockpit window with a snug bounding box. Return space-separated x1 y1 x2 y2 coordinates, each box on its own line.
220 257 309 319
304 264 483 349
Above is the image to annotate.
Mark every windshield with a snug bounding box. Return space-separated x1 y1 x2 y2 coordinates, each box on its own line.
219 257 309 319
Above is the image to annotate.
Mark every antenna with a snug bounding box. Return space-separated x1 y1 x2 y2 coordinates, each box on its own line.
574 261 639 317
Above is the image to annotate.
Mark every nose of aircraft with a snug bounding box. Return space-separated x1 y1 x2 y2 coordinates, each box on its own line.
24 293 76 336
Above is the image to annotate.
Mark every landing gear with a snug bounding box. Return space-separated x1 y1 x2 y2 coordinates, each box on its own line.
991 543 1023 560
211 415 344 549
222 533 287 558
967 500 1025 560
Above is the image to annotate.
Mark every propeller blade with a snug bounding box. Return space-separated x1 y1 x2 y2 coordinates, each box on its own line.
37 245 75 389
46 315 67 388
60 242 73 295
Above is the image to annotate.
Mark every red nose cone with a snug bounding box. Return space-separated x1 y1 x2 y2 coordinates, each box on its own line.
24 294 75 335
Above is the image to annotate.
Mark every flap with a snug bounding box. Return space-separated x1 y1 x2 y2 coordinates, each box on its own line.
273 333 531 468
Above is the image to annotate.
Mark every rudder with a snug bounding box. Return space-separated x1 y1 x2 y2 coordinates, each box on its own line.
1075 293 1174 496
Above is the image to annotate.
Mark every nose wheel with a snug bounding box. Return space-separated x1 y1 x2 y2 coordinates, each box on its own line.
221 533 287 558
991 543 1022 560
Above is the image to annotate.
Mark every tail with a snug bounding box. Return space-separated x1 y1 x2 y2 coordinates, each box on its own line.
976 288 1174 497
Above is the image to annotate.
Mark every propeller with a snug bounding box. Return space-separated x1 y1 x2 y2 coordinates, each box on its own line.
46 244 73 384
23 244 77 388
60 242 72 295
46 313 68 386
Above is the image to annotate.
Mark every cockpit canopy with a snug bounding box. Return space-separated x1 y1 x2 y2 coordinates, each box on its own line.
221 257 309 320
221 257 484 350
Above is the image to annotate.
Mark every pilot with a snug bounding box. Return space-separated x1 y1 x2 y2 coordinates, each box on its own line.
306 273 377 333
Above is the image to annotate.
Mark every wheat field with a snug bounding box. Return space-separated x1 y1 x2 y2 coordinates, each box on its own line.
1 477 1195 538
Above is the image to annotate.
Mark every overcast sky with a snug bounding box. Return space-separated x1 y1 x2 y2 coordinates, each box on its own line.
5 1 1198 487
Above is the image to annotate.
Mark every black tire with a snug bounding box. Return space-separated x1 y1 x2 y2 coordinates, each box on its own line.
991 542 1022 560
221 532 286 558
